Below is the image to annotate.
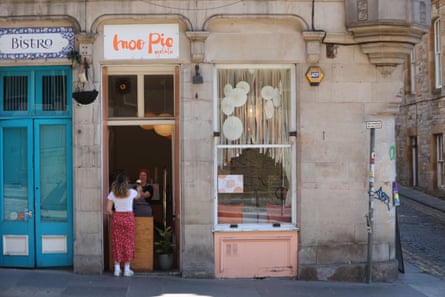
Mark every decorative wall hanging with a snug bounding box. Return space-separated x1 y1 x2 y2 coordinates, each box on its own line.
70 51 98 105
117 79 130 94
218 68 289 167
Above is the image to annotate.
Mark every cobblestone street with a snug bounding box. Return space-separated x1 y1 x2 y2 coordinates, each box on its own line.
397 195 445 280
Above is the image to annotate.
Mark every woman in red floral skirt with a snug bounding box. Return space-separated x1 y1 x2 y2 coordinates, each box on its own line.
106 172 142 277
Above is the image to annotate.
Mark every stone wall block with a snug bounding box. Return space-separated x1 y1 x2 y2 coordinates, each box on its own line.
76 187 102 211
182 224 214 278
74 233 102 256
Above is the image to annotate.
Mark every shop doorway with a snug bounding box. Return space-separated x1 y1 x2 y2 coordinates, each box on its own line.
108 125 174 227
108 125 176 270
104 66 179 271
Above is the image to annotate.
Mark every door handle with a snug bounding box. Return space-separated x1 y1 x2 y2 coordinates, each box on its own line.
24 209 33 218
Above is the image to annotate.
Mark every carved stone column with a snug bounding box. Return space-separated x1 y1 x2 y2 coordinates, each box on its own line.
75 32 97 63
185 31 209 64
303 31 326 64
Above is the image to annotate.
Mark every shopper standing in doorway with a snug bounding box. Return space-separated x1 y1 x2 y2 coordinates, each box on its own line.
106 172 142 276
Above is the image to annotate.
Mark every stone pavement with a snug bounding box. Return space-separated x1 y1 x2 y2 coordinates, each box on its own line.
0 186 444 297
397 185 445 282
0 262 445 297
398 186 445 213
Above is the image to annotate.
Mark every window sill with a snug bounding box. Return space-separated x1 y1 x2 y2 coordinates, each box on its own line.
213 223 299 232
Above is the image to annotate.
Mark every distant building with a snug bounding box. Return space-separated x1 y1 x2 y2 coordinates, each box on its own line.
397 0 445 198
0 0 431 282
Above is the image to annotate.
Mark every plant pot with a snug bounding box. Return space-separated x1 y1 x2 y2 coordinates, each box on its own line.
157 254 173 271
73 89 98 105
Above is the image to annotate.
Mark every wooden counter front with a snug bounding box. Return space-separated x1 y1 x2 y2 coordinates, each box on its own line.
132 216 154 271
109 216 154 272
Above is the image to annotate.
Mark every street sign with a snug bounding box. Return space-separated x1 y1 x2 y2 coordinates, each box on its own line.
366 121 382 129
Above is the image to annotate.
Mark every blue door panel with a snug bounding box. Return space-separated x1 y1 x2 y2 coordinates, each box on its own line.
0 120 35 267
0 66 73 268
34 119 73 267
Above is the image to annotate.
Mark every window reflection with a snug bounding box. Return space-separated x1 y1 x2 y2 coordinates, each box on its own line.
144 75 174 116
2 127 28 221
40 125 68 222
108 75 138 117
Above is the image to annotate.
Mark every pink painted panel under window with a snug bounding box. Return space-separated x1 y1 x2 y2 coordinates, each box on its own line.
214 230 298 278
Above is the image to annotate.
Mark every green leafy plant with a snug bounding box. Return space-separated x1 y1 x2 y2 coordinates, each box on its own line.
154 226 176 255
67 48 82 63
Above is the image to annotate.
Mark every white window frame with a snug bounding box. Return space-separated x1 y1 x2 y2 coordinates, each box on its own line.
106 66 176 127
434 19 442 89
213 64 297 231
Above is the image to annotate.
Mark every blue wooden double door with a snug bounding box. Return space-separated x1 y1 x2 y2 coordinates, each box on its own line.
0 66 73 267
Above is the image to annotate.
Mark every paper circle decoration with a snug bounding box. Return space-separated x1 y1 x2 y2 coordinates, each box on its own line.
232 88 248 107
221 97 235 115
261 85 274 100
236 81 250 94
223 116 243 141
224 84 234 97
272 88 280 107
264 100 274 119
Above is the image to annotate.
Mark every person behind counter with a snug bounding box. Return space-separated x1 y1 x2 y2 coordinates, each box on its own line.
133 168 154 217
106 172 142 277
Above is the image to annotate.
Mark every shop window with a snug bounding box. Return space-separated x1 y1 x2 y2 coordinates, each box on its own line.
42 75 68 111
215 66 295 226
0 67 71 116
108 74 174 118
2 75 28 111
108 75 138 117
144 75 174 116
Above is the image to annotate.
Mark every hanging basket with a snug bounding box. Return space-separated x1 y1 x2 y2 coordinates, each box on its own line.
73 89 98 105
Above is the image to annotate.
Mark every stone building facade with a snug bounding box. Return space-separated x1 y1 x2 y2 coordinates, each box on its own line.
396 0 445 198
0 0 430 282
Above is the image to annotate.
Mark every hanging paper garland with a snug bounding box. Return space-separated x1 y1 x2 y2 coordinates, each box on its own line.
221 97 235 115
236 81 250 94
231 88 248 107
224 83 234 97
261 85 274 100
272 87 280 107
264 100 274 119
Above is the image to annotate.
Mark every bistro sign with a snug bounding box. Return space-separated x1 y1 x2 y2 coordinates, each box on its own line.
104 24 179 60
0 27 74 59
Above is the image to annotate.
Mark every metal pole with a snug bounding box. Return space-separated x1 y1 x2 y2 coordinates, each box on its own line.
367 128 375 283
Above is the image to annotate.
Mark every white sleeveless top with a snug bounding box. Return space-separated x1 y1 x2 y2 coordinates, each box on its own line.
107 189 138 212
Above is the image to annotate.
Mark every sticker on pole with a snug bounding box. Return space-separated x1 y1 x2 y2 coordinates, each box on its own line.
366 121 382 129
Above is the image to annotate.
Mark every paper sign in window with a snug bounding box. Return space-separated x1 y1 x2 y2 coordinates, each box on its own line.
218 175 243 193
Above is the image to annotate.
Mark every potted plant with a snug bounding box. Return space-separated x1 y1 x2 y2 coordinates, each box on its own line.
154 226 176 270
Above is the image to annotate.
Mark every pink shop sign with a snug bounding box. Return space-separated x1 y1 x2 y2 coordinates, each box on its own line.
104 24 179 60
